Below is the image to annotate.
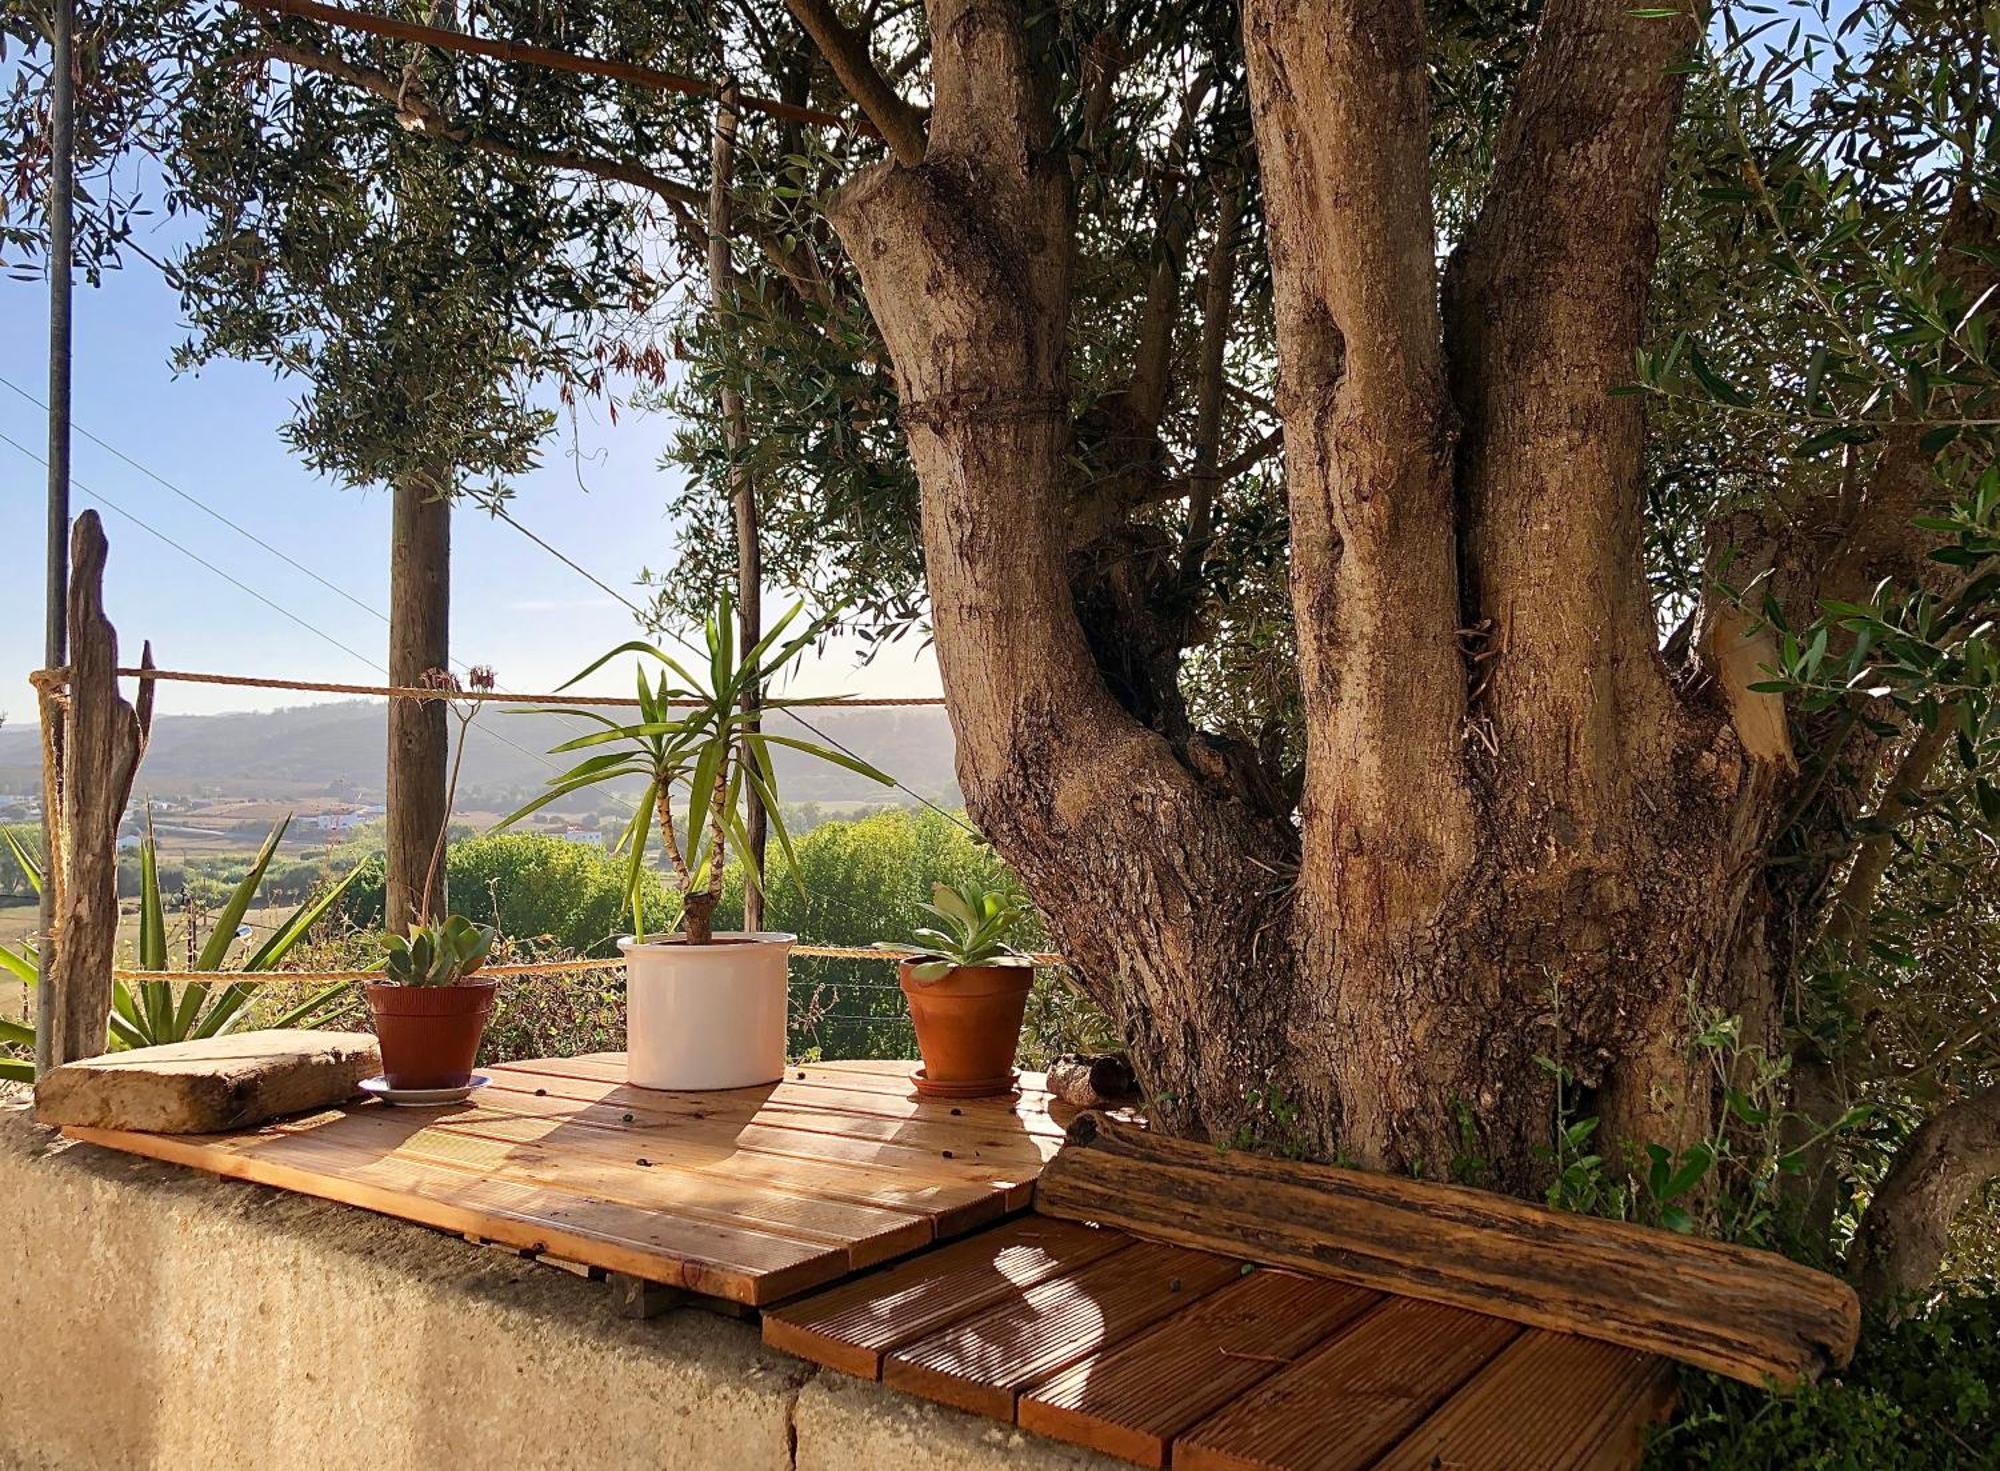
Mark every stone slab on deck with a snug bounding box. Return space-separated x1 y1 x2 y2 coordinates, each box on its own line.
33 1028 380 1133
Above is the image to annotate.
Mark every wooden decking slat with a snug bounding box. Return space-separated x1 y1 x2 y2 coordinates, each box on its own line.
260 1103 934 1266
483 1066 1066 1157
64 1121 849 1304
762 1217 1133 1377
508 1053 1048 1101
1016 1271 1381 1468
464 1079 1049 1202
1173 1297 1522 1471
431 1094 1013 1234
1368 1330 1675 1471
884 1239 1243 1420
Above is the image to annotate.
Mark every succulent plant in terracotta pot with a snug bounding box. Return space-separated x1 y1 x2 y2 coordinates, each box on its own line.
364 916 499 1089
887 880 1035 1099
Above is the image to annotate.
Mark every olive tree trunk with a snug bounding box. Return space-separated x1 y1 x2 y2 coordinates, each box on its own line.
826 0 1800 1185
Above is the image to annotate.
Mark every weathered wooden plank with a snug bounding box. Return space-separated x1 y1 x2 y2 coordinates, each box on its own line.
1172 1298 1521 1471
35 1030 379 1133
63 1122 850 1304
1038 1113 1860 1386
763 1217 1132 1378
266 1103 933 1267
1018 1270 1381 1467
1368 1331 1677 1471
884 1240 1242 1419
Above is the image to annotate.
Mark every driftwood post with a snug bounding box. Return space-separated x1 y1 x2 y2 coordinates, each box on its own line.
46 511 152 1065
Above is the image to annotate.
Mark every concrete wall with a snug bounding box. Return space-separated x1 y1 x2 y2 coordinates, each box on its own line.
0 1101 1118 1471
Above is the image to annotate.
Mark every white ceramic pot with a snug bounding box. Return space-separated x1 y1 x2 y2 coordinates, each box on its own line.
619 931 795 1090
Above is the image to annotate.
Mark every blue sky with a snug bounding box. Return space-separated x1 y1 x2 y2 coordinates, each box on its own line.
0 234 940 729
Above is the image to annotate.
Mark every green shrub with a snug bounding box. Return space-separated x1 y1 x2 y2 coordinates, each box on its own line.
337 835 667 957
1650 1287 2000 1469
478 966 626 1065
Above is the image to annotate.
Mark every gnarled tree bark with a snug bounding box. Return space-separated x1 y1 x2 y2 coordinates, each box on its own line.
818 0 1796 1183
1850 1086 2000 1316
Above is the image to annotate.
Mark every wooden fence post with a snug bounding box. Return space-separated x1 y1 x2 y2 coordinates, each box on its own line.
46 510 152 1065
386 470 450 932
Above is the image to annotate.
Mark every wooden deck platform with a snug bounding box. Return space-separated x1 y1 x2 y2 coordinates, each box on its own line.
764 1216 1679 1470
62 1054 1064 1305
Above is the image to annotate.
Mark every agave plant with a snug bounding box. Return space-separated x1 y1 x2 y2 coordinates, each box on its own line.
890 879 1033 983
498 594 891 944
380 915 496 985
107 814 363 1050
0 829 43 1081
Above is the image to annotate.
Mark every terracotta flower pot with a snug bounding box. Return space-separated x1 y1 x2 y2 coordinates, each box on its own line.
900 961 1034 1098
363 979 498 1089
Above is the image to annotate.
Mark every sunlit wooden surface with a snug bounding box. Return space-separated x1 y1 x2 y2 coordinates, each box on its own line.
65 1055 1063 1304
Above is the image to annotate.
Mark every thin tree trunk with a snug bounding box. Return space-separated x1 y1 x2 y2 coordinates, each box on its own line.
386 470 450 932
710 80 766 934
1850 1086 2000 1316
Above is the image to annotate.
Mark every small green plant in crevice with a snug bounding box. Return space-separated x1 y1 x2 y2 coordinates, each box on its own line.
1533 985 1874 1252
1220 1082 1315 1160
1449 1094 1492 1187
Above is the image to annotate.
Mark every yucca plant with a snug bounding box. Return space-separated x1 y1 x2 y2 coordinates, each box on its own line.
108 814 362 1049
890 879 1033 983
380 915 496 985
498 594 892 944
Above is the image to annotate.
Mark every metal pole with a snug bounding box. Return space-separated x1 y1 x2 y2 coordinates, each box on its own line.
36 0 76 1077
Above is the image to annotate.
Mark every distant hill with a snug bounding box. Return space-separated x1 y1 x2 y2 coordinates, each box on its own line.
0 698 961 813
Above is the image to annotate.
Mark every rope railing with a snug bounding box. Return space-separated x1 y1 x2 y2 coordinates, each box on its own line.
29 665 947 708
26 663 1058 981
109 945 1069 985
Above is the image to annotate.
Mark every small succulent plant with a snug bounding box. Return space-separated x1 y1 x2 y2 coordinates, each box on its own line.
885 879 1032 983
381 915 497 986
